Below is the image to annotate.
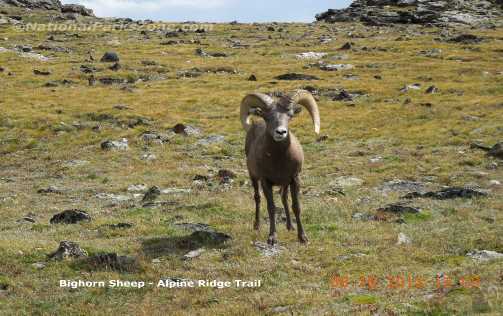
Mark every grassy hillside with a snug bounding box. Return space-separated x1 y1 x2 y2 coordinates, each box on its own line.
1 10 502 315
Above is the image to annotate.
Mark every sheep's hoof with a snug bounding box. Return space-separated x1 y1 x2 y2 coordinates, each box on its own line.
286 223 295 231
253 222 260 230
298 234 309 244
267 235 277 246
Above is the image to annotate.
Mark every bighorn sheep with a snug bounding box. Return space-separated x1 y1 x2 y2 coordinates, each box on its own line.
240 90 320 245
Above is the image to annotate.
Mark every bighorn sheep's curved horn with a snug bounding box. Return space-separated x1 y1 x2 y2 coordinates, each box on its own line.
289 90 321 134
240 93 274 131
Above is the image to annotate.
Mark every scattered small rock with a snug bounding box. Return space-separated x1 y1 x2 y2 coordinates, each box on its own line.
466 250 503 261
319 64 354 71
271 306 290 313
339 42 353 50
425 85 439 94
274 73 320 81
100 51 120 62
127 184 147 192
100 138 129 150
403 187 488 200
254 241 284 256
174 223 214 232
378 203 421 214
50 209 91 224
218 169 236 184
172 123 201 136
143 201 178 208
183 248 205 260
189 230 232 246
397 233 411 245
82 253 139 272
330 176 364 188
195 48 228 57
98 77 126 85
33 69 51 76
43 79 74 87
197 135 225 146
489 180 501 187
400 83 421 92
63 160 89 167
419 48 442 58
37 185 63 194
20 51 50 61
141 59 158 66
80 64 97 73
142 186 161 203
320 35 333 44
96 193 132 203
109 62 121 71
332 90 355 101
295 52 327 60
32 262 46 269
113 104 129 110
488 142 503 159
161 188 191 195
177 68 203 78
377 180 425 193
141 152 157 161
140 131 166 145
106 223 133 229
48 241 88 260
448 34 483 44
18 213 36 223
317 135 329 142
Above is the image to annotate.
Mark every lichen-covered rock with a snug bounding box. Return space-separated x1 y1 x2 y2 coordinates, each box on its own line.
0 0 62 11
50 209 91 224
0 0 95 16
82 253 139 272
316 0 503 27
61 4 94 16
488 142 503 159
48 241 88 260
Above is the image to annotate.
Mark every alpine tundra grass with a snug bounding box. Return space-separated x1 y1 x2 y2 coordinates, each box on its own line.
0 8 503 315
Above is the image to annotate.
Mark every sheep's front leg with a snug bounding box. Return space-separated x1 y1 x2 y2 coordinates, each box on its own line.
252 178 260 230
281 185 294 231
291 177 308 243
261 179 277 245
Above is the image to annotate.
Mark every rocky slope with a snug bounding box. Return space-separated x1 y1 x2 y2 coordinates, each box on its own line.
316 0 503 27
0 0 94 16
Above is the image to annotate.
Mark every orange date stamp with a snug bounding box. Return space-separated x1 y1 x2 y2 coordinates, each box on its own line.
330 274 481 291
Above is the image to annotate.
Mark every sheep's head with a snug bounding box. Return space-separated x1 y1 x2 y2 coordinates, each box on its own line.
240 90 320 142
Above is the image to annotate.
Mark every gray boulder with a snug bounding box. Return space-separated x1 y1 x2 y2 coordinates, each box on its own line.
61 4 94 16
0 0 62 11
316 0 503 27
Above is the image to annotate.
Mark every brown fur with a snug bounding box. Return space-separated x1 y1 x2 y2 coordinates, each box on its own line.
245 121 308 245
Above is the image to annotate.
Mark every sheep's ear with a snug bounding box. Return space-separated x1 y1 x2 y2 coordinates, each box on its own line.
249 107 264 117
293 104 303 116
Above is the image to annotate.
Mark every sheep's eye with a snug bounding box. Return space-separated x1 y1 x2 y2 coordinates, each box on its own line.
250 108 264 116
293 106 302 115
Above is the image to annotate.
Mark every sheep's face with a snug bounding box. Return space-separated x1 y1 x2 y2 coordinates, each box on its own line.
257 103 302 142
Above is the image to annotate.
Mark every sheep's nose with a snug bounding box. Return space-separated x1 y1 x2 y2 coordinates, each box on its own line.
275 127 287 136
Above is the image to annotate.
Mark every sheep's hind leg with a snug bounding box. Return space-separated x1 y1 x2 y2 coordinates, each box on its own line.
281 185 294 231
261 179 277 245
252 178 261 230
291 176 308 244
